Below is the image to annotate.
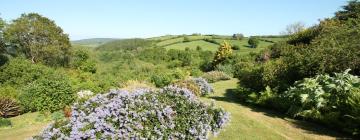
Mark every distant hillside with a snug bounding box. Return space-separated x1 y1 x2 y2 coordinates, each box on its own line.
96 38 154 51
71 38 118 47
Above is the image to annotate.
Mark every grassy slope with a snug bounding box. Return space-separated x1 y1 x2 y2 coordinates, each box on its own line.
71 38 117 48
164 37 274 54
203 79 347 140
0 112 50 140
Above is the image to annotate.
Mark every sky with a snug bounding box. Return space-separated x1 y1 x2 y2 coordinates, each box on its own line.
0 0 348 40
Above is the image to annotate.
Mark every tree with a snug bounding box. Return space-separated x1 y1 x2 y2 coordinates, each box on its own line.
232 33 244 40
248 37 259 48
281 22 306 35
0 17 8 66
336 0 360 20
213 41 232 66
4 13 71 67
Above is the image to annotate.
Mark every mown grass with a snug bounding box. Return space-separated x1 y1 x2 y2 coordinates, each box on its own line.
0 112 50 140
202 79 346 140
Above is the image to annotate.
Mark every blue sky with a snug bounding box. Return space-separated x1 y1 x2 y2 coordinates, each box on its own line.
0 0 347 40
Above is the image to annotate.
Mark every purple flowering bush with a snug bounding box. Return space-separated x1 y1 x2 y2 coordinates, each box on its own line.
34 86 229 139
192 77 214 96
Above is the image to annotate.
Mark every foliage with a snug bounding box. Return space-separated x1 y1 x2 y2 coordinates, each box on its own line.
0 98 21 118
151 73 175 87
19 75 75 112
173 79 202 96
248 37 259 48
232 44 240 50
51 111 65 122
0 58 53 86
71 48 96 73
0 117 11 127
335 0 360 20
215 64 234 77
0 85 19 100
232 33 244 40
284 70 360 135
34 87 229 139
96 38 153 51
212 41 232 66
191 77 214 95
280 22 306 35
202 71 231 83
4 13 71 67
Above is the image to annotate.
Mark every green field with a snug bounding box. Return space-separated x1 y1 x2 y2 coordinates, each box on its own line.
163 37 275 54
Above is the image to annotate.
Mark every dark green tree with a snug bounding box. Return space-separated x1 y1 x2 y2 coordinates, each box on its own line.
4 13 71 67
248 37 260 48
232 33 244 40
336 0 360 20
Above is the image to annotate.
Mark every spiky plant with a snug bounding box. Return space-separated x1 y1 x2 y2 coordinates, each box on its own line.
0 98 21 118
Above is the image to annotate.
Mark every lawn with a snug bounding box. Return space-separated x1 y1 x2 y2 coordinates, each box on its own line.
202 79 347 140
0 112 50 140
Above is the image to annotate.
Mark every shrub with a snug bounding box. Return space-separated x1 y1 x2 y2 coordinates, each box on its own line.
284 69 360 135
0 85 19 100
19 75 75 112
202 71 231 83
215 64 234 77
248 37 260 48
192 78 214 95
173 80 202 96
212 41 232 66
0 98 21 118
0 117 11 127
0 58 53 86
232 45 240 50
34 87 229 139
76 90 95 100
151 73 174 87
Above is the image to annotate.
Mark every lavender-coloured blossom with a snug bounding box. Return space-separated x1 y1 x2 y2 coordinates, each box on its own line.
192 77 214 95
34 86 229 140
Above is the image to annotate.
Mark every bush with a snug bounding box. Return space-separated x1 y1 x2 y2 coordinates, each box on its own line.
173 77 213 96
151 73 174 87
173 80 202 96
0 117 11 127
0 58 53 86
19 75 75 112
192 78 214 95
0 85 19 100
232 45 240 50
0 98 21 118
202 71 231 83
215 64 234 77
34 87 229 139
248 37 260 48
284 69 360 135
